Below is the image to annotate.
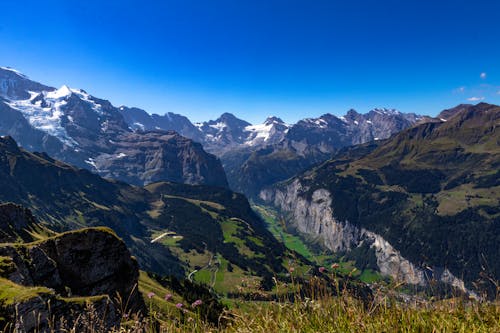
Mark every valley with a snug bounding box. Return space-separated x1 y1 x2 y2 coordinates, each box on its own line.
0 67 498 331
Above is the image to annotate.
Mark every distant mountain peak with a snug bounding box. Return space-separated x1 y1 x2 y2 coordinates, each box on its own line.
370 107 401 115
45 85 73 99
214 112 251 126
264 116 285 125
0 66 27 78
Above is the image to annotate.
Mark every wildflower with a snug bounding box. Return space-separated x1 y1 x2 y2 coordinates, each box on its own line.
331 263 340 269
147 292 155 299
318 266 326 273
191 299 203 308
289 267 295 273
122 313 129 319
164 293 172 301
176 303 184 309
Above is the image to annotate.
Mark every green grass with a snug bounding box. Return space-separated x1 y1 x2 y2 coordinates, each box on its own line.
252 205 315 260
219 296 500 333
0 277 53 306
253 204 386 285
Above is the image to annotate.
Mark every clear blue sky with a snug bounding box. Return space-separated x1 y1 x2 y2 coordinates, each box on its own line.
1 0 499 124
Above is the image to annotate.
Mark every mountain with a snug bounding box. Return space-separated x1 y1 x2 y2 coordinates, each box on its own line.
0 136 322 296
120 104 428 198
194 113 290 154
0 67 227 187
261 103 500 297
223 109 428 198
120 105 204 142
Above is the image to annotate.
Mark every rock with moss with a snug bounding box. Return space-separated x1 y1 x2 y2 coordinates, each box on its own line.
0 224 145 331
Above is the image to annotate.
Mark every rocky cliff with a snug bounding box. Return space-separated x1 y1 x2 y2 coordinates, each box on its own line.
0 204 143 331
261 181 469 293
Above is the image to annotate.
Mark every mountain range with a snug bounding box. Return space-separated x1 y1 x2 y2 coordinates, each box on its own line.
0 67 227 188
1 66 498 298
1 66 433 197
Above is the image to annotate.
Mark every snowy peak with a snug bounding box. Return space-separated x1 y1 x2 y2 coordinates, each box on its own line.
264 116 285 126
244 117 290 147
0 66 28 79
0 67 54 100
45 85 73 99
210 113 251 129
370 107 401 116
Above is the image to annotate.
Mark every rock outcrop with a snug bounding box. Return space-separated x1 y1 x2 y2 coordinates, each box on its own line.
0 218 144 331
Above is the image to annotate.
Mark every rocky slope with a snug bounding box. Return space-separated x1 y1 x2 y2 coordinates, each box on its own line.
262 103 499 297
0 67 227 187
0 203 143 330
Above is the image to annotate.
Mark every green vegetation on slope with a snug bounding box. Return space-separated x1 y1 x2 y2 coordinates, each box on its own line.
253 204 386 285
274 103 500 297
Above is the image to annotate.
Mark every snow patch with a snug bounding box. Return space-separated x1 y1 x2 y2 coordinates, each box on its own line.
133 122 145 130
314 119 328 128
245 123 273 143
7 89 78 147
46 85 72 99
85 158 97 169
71 89 104 115
209 122 226 130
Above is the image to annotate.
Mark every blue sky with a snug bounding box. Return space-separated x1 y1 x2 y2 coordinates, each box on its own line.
1 0 499 124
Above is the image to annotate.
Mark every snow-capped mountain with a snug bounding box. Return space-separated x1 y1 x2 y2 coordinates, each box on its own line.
243 116 290 147
0 67 228 187
222 109 429 198
194 113 290 154
0 66 431 195
121 109 292 154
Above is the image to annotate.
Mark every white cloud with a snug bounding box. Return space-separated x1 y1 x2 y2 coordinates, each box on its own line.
480 72 487 79
467 96 484 101
454 86 466 93
497 90 500 95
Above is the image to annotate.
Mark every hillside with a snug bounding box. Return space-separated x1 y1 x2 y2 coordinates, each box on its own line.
0 136 333 297
262 103 500 297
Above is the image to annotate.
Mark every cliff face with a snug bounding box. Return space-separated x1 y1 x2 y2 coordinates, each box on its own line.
91 131 229 187
261 180 471 294
0 205 143 331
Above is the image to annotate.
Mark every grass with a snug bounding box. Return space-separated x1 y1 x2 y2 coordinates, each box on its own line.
0 277 53 306
252 205 315 260
23 284 498 332
2 268 499 332
220 296 500 333
436 184 500 216
252 204 386 285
